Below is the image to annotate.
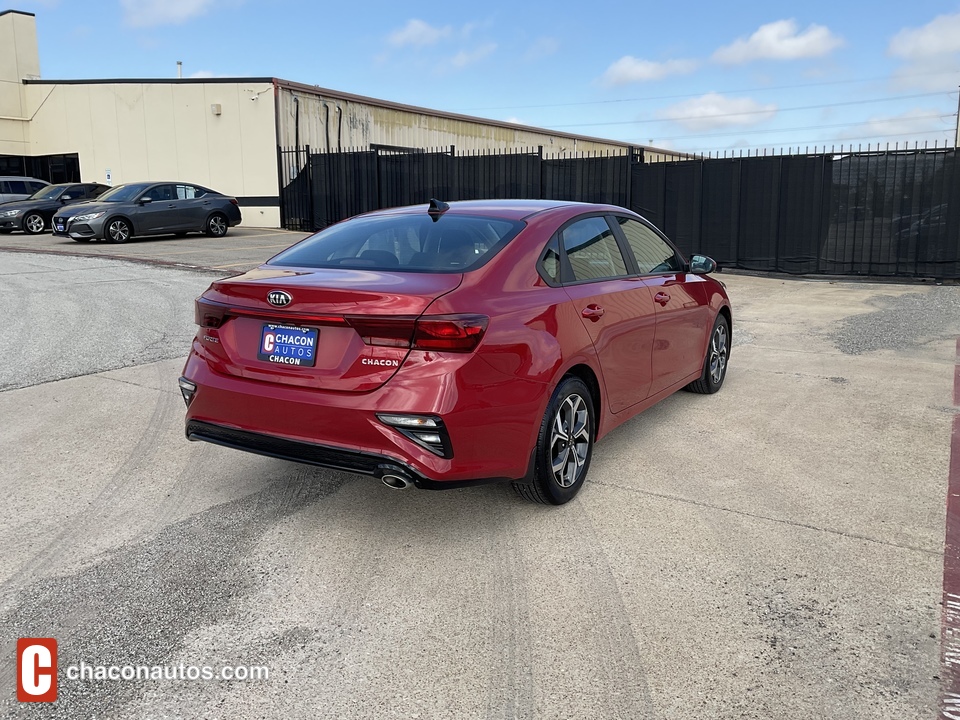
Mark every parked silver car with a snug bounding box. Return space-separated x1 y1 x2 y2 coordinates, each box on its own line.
0 176 49 203
52 181 243 243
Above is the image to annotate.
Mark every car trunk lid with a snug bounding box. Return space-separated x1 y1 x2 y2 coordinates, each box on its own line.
196 266 462 392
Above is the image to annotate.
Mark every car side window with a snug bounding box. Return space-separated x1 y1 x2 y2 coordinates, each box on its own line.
28 181 47 193
561 216 629 282
176 184 200 200
66 185 86 199
143 184 174 202
615 217 682 274
89 185 108 198
7 180 28 194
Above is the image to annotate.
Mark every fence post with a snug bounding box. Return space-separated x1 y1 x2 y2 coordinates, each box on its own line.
305 145 315 231
538 145 544 199
815 153 826 274
276 146 286 230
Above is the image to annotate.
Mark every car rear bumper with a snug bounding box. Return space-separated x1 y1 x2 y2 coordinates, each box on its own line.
185 419 509 489
180 344 546 485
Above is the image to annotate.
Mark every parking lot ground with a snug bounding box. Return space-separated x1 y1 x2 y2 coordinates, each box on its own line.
0 251 957 719
0 226 310 273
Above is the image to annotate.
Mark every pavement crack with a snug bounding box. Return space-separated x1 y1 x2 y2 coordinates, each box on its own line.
591 479 941 557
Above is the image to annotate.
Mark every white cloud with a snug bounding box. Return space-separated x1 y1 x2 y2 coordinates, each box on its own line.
450 42 497 69
889 12 960 60
838 108 953 140
524 37 560 62
504 116 525 124
388 19 452 48
657 93 777 131
188 70 216 78
121 0 216 28
712 19 843 64
600 56 698 86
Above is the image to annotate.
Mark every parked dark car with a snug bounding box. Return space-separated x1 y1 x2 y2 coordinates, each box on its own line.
51 181 242 243
180 199 731 505
0 183 109 234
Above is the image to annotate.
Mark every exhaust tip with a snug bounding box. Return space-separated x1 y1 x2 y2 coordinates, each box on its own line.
381 474 413 490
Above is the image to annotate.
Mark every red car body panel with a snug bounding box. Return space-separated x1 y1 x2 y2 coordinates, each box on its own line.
182 200 731 487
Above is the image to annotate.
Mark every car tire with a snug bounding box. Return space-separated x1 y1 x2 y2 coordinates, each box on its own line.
685 314 730 394
106 218 132 244
23 212 45 235
205 213 228 237
513 376 594 505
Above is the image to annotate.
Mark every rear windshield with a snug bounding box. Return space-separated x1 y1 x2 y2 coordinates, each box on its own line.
268 213 524 273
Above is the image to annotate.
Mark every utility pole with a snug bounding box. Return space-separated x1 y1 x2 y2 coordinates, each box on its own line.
176 61 182 79
955 85 959 148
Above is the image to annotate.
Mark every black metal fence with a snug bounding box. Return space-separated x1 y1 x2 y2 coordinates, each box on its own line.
278 145 960 279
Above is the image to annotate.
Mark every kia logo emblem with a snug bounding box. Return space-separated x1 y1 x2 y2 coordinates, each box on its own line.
267 290 292 307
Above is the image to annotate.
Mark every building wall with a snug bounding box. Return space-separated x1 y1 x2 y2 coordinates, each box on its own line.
0 11 39 157
276 85 643 156
15 80 281 226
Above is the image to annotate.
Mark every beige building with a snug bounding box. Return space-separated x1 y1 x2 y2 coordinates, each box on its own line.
0 9 679 228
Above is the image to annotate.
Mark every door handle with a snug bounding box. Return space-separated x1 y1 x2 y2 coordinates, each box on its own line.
167 204 177 208
581 304 605 320
654 291 670 306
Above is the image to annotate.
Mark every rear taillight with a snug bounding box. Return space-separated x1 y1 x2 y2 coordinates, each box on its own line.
344 316 417 347
229 198 239 207
413 315 488 352
195 297 229 328
345 314 489 353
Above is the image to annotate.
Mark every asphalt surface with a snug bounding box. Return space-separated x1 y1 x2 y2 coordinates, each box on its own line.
0 250 956 719
0 226 309 274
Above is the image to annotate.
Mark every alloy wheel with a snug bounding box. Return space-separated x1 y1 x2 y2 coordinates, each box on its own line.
709 324 728 384
550 393 590 488
108 220 129 242
209 215 227 236
25 214 45 234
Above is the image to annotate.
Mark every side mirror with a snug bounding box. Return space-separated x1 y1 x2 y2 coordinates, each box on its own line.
689 255 717 275
139 196 153 205
60 195 72 202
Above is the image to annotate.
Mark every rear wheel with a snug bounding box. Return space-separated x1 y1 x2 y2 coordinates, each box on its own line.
23 212 45 234
106 218 131 244
205 213 228 237
513 376 594 505
686 314 729 394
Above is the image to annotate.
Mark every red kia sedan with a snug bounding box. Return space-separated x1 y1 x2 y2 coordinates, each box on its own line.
180 199 731 504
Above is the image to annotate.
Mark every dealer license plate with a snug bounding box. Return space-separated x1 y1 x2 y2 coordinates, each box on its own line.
257 324 318 367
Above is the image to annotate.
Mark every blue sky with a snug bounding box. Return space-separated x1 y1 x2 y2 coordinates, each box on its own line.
14 0 960 154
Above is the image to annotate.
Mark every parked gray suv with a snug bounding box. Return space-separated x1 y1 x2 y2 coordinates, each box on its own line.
52 181 242 243
0 176 49 202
